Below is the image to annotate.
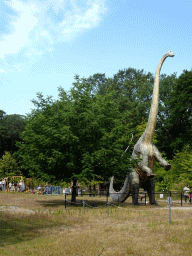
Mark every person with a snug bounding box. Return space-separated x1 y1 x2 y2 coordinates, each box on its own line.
0 180 2 191
183 185 190 203
78 188 81 196
2 179 6 191
19 180 23 186
37 184 42 194
43 186 47 195
19 180 25 192
11 183 14 191
14 181 17 191
9 182 12 190
19 180 23 191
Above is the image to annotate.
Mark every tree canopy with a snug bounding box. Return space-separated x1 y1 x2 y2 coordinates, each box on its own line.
0 113 26 158
14 78 135 186
0 151 21 179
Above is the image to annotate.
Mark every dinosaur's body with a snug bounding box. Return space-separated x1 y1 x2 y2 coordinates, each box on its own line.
109 51 174 205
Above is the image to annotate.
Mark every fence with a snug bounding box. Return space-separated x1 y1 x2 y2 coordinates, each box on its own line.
35 186 63 195
2 186 192 207
155 191 192 206
61 192 192 226
62 191 192 208
63 193 116 217
62 192 192 221
3 186 63 195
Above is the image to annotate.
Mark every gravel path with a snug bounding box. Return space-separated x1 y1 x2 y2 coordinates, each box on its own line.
0 205 36 214
0 205 192 214
0 206 55 214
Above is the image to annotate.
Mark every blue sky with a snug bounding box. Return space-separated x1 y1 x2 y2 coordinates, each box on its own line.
0 0 192 117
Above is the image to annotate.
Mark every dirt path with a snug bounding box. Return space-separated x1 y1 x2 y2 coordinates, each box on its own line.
0 205 55 214
0 204 192 215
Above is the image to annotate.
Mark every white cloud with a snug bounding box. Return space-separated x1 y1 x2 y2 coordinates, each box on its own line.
26 47 42 57
0 0 107 69
41 0 67 14
59 1 107 39
0 68 7 74
13 64 24 72
0 1 40 59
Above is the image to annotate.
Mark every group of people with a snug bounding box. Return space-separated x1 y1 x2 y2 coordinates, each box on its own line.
9 180 25 192
0 179 25 192
1 179 191 201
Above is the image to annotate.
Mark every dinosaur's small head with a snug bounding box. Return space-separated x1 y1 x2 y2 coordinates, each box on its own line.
167 51 174 57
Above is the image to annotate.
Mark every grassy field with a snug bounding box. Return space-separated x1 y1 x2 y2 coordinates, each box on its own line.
0 192 192 256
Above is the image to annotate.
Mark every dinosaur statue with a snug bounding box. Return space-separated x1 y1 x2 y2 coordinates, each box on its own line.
109 51 174 205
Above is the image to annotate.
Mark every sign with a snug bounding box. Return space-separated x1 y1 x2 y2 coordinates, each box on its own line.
160 194 163 198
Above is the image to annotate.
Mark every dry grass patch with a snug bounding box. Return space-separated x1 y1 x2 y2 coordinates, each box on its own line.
0 192 192 255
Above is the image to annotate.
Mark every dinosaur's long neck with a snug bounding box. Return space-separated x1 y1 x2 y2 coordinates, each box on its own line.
143 53 169 143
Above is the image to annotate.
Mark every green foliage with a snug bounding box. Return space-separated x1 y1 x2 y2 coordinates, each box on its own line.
153 152 171 191
162 70 192 157
96 68 154 128
152 73 177 159
58 181 71 188
23 177 46 188
0 151 21 179
155 145 192 191
0 113 26 158
155 175 173 192
14 78 134 184
169 145 192 188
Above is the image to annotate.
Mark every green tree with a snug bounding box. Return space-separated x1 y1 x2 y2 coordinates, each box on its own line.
95 69 181 162
165 70 192 156
81 73 108 96
154 73 177 159
14 79 135 201
96 68 154 128
0 151 21 178
84 69 179 162
0 113 26 158
169 145 192 189
154 145 192 191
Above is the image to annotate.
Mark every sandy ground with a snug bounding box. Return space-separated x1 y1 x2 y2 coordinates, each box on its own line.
0 205 55 214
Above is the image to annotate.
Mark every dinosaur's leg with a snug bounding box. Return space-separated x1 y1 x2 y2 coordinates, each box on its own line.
131 171 139 205
146 177 156 205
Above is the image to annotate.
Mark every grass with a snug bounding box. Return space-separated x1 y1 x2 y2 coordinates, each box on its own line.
0 192 192 255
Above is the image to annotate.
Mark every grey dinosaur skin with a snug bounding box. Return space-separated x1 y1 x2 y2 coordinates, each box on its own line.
110 51 174 205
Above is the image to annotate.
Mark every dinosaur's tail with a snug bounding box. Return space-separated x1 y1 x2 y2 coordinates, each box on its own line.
109 175 131 203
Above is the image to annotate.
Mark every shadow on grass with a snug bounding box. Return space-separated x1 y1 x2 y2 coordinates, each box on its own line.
34 195 149 209
35 198 108 208
0 211 58 247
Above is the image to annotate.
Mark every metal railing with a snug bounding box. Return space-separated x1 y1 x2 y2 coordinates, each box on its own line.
60 191 192 208
2 186 192 207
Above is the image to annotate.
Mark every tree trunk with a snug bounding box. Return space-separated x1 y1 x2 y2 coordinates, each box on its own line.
89 184 91 197
71 180 77 203
93 184 96 197
98 183 101 196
